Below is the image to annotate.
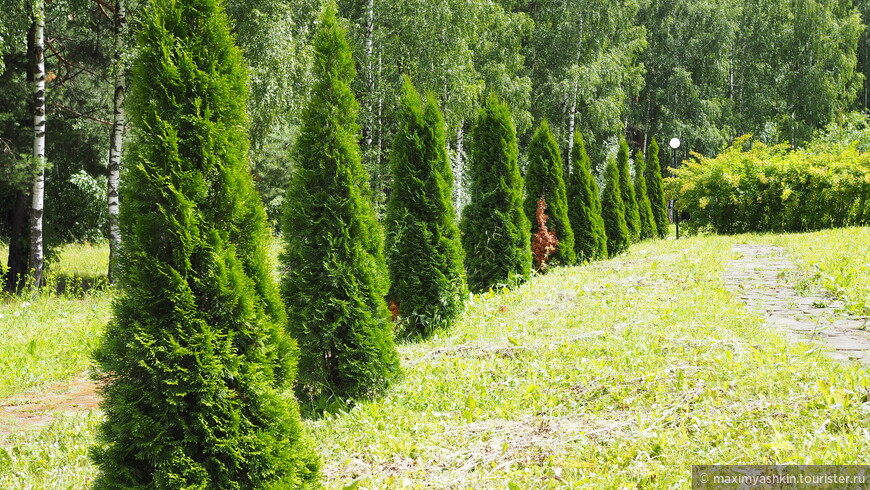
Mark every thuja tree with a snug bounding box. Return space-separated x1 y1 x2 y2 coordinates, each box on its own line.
601 157 630 257
567 132 607 261
633 149 657 240
460 94 532 292
617 139 642 242
523 120 576 266
645 138 669 238
281 5 400 409
385 78 466 339
91 0 320 486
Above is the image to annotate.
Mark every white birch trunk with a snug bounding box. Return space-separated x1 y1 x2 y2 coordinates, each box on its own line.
363 0 374 149
107 0 126 283
453 122 465 215
567 90 577 169
566 16 584 168
29 0 46 290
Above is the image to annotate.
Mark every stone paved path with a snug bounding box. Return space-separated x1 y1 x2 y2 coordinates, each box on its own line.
724 243 870 363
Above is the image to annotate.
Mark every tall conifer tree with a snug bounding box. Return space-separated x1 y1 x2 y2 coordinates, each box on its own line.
460 94 531 292
91 0 320 486
524 120 576 266
281 4 400 409
567 132 607 261
617 139 642 242
601 158 630 257
385 78 466 339
645 138 669 238
633 149 657 240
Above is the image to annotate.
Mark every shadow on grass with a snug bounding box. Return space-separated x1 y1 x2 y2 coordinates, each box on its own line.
44 273 111 297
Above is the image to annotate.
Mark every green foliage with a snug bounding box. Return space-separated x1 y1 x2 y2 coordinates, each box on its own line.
385 78 466 339
633 149 657 240
566 131 607 261
281 4 400 410
617 139 642 241
460 94 532 292
523 120 575 265
601 157 630 257
522 0 647 167
636 0 863 153
91 0 319 486
667 136 870 234
645 138 669 238
813 111 870 152
634 0 737 157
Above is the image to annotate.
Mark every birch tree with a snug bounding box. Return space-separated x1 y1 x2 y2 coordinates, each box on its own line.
106 0 125 283
29 0 46 290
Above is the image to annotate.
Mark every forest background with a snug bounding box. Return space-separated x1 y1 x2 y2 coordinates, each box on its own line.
1 0 869 286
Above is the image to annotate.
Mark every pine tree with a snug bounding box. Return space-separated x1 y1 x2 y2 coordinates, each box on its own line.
617 139 642 242
460 94 532 293
281 5 400 409
634 149 657 240
385 78 466 339
645 138 669 238
566 132 607 261
91 0 320 486
523 120 576 266
601 158 630 257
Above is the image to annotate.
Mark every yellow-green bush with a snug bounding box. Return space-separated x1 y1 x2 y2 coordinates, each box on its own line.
667 136 870 233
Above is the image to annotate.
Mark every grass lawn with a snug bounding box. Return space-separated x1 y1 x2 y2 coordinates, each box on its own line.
1 231 869 488
771 227 870 316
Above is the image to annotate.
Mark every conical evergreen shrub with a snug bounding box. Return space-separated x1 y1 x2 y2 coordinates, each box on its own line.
385 78 466 339
601 158 631 257
567 132 607 261
634 149 657 240
281 5 400 410
90 0 320 486
460 94 532 293
645 138 669 238
617 139 642 242
524 120 575 266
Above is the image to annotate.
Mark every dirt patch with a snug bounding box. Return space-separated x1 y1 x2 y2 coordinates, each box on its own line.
0 375 101 437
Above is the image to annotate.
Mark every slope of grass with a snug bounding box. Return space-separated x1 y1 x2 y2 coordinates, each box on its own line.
771 227 870 315
3 234 870 488
309 235 870 487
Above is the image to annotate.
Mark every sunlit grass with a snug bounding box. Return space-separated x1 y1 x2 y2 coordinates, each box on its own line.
2 234 870 487
309 234 870 487
0 414 99 490
0 242 112 398
771 227 870 315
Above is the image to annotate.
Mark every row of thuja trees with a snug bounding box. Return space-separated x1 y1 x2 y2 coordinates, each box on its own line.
91 0 670 486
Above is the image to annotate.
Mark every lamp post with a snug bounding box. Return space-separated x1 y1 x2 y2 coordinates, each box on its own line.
669 137 681 239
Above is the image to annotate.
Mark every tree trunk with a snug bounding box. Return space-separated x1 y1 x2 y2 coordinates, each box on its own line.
363 0 374 149
566 15 583 167
29 0 46 291
107 0 126 283
453 121 465 215
567 90 577 168
4 191 30 294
